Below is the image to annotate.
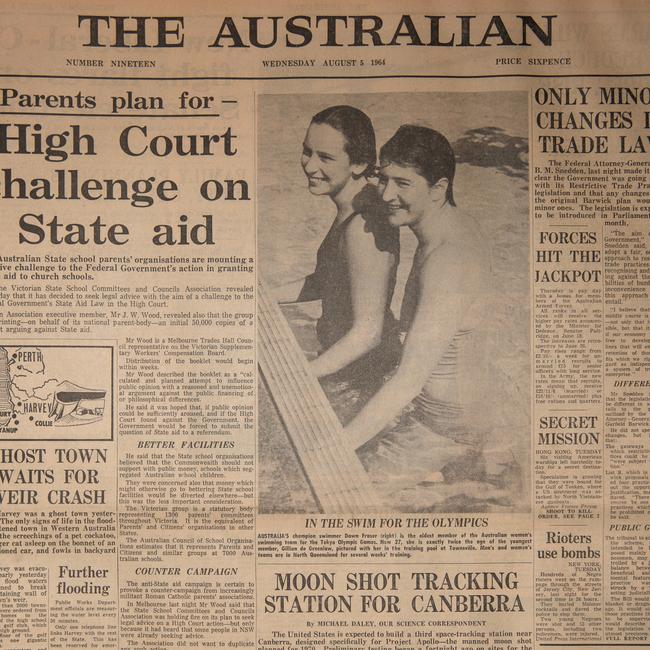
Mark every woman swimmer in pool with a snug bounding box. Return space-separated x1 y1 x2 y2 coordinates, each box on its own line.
275 105 400 384
345 125 489 451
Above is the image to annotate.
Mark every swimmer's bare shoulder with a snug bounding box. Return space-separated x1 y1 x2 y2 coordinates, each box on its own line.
342 210 398 259
445 211 487 274
422 241 483 287
340 211 377 252
351 184 398 254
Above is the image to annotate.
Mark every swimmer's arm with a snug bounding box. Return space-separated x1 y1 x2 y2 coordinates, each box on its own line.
345 250 470 449
311 214 396 378
272 273 321 304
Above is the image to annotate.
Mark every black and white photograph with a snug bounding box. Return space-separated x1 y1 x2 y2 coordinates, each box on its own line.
258 92 530 514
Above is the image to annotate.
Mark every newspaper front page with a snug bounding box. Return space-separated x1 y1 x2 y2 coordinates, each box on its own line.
0 1 647 649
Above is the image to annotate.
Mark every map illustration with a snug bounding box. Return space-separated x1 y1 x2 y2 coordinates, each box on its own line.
0 345 113 441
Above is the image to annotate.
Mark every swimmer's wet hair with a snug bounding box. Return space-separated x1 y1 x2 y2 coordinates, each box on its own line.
380 125 456 206
311 105 376 174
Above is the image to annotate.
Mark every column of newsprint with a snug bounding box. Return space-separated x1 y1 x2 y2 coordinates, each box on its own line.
0 76 256 649
532 82 650 645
